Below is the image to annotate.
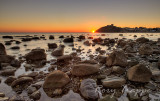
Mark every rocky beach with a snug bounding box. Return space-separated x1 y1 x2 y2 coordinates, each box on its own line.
0 32 160 101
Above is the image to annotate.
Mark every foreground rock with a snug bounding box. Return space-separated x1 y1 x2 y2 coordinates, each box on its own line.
139 44 153 55
0 43 6 55
80 79 99 100
51 45 64 56
71 63 100 76
43 70 70 89
11 77 33 87
127 64 152 83
102 76 126 88
25 49 46 62
106 49 127 67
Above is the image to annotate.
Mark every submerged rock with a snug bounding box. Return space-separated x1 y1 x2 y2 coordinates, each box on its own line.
0 43 6 55
127 64 152 83
106 49 127 67
80 79 99 100
71 63 100 76
102 76 126 88
43 70 70 89
25 48 46 61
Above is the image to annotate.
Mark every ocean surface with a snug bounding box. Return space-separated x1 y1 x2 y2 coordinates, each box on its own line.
0 32 160 101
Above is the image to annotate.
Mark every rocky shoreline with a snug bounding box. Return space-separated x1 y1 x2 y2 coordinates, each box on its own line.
0 33 160 101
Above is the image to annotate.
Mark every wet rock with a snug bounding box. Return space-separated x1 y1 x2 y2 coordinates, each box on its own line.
92 38 103 44
5 76 16 85
32 81 43 89
71 63 100 76
123 45 136 53
96 55 107 64
0 69 16 76
127 59 139 67
32 36 40 40
59 35 64 38
151 70 160 82
127 91 140 101
136 37 149 43
5 41 12 45
30 90 41 100
112 66 125 74
48 43 57 49
80 79 99 100
21 38 32 42
78 35 85 40
139 44 153 55
63 37 73 43
9 95 25 101
51 45 64 56
98 95 117 101
78 60 98 64
84 41 91 46
25 48 46 61
0 55 15 64
53 89 62 96
27 86 37 94
102 76 126 88
11 59 21 67
43 70 70 89
11 77 33 87
106 49 127 67
57 55 72 63
117 39 127 47
127 64 152 83
11 46 20 50
15 41 21 44
24 64 35 70
19 72 38 78
49 35 54 39
2 36 13 39
0 43 6 55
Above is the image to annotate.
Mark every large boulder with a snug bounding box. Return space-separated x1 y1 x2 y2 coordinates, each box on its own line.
71 63 100 76
80 79 99 100
139 44 153 55
11 77 33 87
127 64 152 83
43 70 70 89
102 76 126 88
63 38 73 43
51 45 64 56
25 49 46 61
106 49 127 67
0 43 6 55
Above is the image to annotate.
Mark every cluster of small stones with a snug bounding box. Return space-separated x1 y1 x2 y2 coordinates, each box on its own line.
0 34 160 101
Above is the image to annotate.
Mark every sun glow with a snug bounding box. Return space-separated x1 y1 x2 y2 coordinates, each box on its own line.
92 30 95 33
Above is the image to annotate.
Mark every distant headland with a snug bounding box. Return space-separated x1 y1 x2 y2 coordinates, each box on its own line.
96 24 160 33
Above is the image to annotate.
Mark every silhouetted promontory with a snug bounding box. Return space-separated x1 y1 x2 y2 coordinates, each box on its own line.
96 24 160 33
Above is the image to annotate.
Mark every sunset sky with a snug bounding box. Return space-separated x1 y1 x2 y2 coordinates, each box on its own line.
0 0 160 32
